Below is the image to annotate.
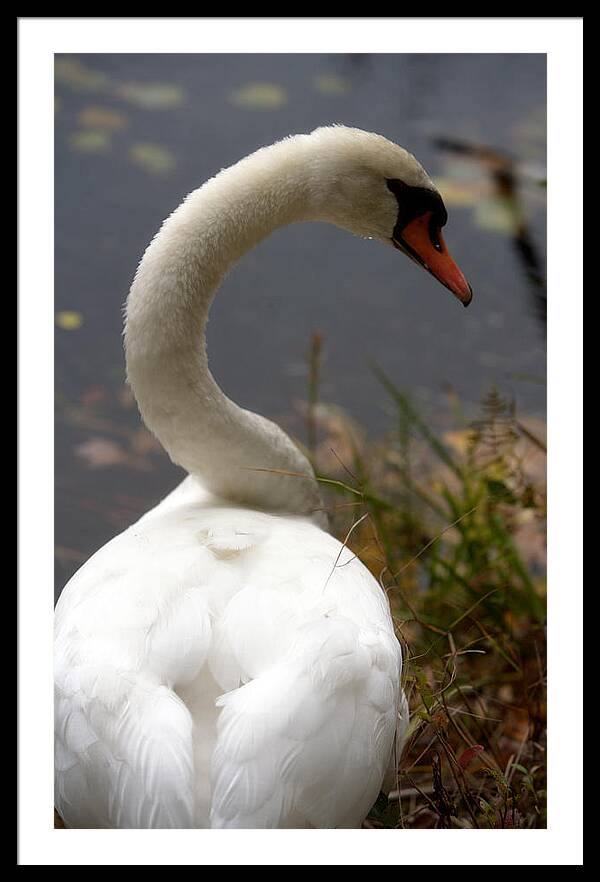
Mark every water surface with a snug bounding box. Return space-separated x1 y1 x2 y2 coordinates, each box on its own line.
55 53 546 599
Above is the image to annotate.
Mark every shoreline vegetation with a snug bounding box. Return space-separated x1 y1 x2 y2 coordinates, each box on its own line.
304 337 546 829
53 345 547 830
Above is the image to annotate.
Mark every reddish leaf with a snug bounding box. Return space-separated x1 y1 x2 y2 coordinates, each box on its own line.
74 437 152 471
458 744 485 769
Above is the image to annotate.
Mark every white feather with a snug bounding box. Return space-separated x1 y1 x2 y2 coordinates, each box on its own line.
56 484 403 827
53 126 439 828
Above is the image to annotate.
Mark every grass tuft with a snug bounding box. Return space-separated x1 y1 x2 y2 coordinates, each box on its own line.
305 336 547 829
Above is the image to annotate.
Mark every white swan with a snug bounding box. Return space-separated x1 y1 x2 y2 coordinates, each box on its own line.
54 126 472 829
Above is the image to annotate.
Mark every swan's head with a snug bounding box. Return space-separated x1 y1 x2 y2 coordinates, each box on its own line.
308 126 472 306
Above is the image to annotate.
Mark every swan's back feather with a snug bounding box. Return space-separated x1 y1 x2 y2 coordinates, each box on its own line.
211 618 399 828
55 480 402 828
55 669 196 828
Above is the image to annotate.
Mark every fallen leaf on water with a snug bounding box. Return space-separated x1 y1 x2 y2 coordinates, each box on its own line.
54 545 87 566
433 176 486 208
434 153 539 236
129 143 175 175
435 182 520 235
79 105 127 131
474 197 520 235
55 311 84 330
75 437 127 468
55 57 109 92
229 82 287 110
74 437 152 471
313 73 350 95
69 130 111 153
115 82 184 109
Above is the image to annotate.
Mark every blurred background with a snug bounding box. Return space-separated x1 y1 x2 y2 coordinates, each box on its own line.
54 52 548 830
54 53 546 601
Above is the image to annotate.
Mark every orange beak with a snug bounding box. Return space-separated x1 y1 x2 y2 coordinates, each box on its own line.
393 211 473 307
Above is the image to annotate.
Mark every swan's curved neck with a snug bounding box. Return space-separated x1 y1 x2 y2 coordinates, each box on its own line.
125 135 326 519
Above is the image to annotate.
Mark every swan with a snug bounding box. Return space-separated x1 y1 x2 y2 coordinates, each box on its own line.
54 125 472 829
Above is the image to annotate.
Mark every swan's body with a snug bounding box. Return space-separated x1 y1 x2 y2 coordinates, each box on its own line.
55 127 471 828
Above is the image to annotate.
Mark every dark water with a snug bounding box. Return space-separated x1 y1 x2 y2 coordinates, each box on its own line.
55 53 546 600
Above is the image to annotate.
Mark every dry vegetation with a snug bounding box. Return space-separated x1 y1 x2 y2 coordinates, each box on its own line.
305 339 547 830
54 336 547 833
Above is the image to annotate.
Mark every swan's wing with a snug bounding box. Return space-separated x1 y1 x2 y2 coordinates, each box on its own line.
55 668 196 828
55 507 402 829
210 595 401 829
54 532 214 829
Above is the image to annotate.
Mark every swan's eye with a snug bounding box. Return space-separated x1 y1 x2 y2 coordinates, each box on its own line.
386 179 448 244
429 219 444 253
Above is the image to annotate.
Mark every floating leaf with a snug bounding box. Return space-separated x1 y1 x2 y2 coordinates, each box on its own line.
54 546 87 566
129 143 175 175
69 130 111 153
55 57 109 92
433 177 483 208
79 105 127 131
435 149 540 237
229 82 287 110
55 311 84 330
474 197 520 235
75 437 128 469
313 73 350 95
74 437 151 471
115 82 184 108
